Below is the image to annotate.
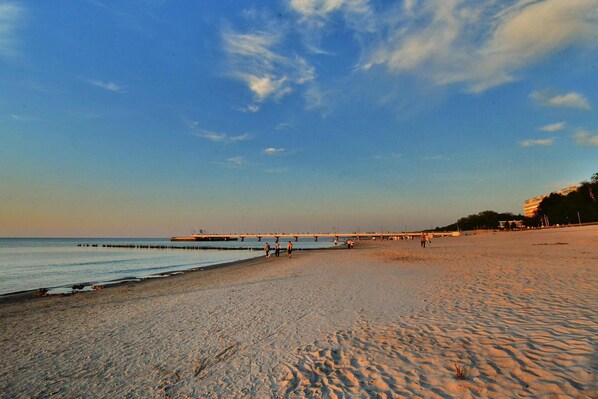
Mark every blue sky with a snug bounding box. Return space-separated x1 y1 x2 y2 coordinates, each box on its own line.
1 0 597 237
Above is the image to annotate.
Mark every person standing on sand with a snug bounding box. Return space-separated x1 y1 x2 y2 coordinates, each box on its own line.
420 233 427 248
264 242 271 258
287 241 293 258
275 242 281 257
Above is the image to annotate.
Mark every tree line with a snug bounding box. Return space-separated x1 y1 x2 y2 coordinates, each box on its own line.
434 210 529 231
535 172 598 226
434 172 598 231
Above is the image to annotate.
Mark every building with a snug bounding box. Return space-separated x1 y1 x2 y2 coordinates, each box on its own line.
524 186 578 218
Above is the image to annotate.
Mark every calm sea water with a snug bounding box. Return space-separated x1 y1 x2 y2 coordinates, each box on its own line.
0 238 335 295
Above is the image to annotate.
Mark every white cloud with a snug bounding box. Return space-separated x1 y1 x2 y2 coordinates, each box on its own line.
225 156 246 168
372 153 402 161
233 104 261 113
519 138 554 147
423 155 449 161
303 42 335 56
531 91 591 110
275 122 293 131
246 74 289 101
574 129 598 146
86 79 126 93
264 167 288 174
289 0 370 19
224 31 282 68
193 129 251 143
304 85 333 115
229 133 251 143
10 113 37 122
474 0 598 91
539 122 566 132
0 2 24 59
245 104 260 113
361 0 598 92
263 147 286 155
223 27 315 104
196 131 226 142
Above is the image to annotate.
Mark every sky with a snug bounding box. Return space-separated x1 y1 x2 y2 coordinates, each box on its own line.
1 0 597 237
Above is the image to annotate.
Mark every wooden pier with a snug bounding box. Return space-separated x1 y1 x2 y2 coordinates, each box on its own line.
170 231 460 242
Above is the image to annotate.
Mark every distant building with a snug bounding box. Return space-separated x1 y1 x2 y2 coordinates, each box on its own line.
524 186 578 217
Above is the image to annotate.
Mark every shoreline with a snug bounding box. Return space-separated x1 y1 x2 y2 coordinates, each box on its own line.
0 254 262 305
0 245 343 305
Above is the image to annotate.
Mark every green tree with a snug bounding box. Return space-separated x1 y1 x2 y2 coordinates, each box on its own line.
536 172 598 224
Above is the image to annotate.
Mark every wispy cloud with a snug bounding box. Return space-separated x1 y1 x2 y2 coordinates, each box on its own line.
275 122 294 131
530 91 591 110
289 0 370 18
519 138 554 147
88 1 157 36
289 0 374 62
263 147 286 155
0 2 24 59
222 25 315 106
183 118 199 129
289 0 373 33
574 129 598 147
234 104 260 113
361 0 598 92
10 113 37 122
304 85 333 115
423 155 449 161
86 79 126 93
539 122 566 132
224 156 247 168
372 153 402 161
193 129 251 144
264 167 288 174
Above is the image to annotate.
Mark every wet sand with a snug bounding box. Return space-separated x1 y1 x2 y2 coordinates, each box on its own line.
1 226 596 398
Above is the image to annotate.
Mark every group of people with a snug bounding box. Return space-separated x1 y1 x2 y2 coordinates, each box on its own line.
264 241 293 258
420 232 432 248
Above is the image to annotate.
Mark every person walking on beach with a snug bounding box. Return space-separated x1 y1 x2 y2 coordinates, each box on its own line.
287 241 293 258
264 242 271 258
420 233 427 248
275 242 281 257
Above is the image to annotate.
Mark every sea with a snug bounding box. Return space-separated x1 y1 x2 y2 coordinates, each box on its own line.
0 238 336 296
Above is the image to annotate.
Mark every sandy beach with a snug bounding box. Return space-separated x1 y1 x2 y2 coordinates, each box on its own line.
1 226 596 398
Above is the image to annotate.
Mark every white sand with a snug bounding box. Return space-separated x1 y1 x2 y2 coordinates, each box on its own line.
1 226 597 398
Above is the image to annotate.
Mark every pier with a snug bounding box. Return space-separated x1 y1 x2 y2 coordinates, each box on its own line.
171 231 460 242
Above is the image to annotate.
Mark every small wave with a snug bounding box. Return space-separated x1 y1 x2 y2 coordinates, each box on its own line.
29 257 153 269
107 261 204 275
